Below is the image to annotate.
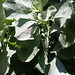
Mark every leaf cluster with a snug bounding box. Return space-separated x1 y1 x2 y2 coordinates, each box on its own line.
0 0 75 75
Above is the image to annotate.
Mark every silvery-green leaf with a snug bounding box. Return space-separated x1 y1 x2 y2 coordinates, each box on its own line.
55 19 75 48
15 26 37 41
55 19 75 59
0 30 4 41
48 57 70 75
3 0 36 20
0 43 16 75
5 46 16 74
17 27 40 62
54 1 73 18
15 0 32 8
54 0 73 27
38 6 57 21
13 18 37 40
43 6 57 21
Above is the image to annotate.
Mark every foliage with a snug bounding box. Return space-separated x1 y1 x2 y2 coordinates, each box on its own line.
0 0 75 75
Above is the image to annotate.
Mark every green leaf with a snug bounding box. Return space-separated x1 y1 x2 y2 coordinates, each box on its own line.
35 50 45 73
54 0 73 18
6 19 16 25
32 0 48 10
0 0 4 31
54 28 75 59
17 27 40 62
0 30 4 42
54 0 73 27
50 21 60 34
0 43 16 75
59 19 75 47
13 18 37 41
48 57 70 75
55 19 75 59
0 27 7 42
2 0 6 3
38 6 57 21
52 1 75 59
47 0 62 5
17 44 40 62
5 45 16 74
8 42 20 50
38 0 48 8
57 43 75 59
71 11 75 20
0 44 8 75
3 0 35 20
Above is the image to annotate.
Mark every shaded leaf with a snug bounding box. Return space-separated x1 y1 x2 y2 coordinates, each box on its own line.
38 0 48 8
0 43 16 75
54 19 75 59
17 27 40 62
5 45 16 74
6 19 16 25
0 44 8 75
48 57 70 75
0 0 4 30
35 50 45 73
57 43 75 59
0 28 7 42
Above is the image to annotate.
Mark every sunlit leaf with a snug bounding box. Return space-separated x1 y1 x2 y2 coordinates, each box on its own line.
54 0 73 27
39 6 57 21
3 0 35 20
0 43 16 75
13 18 37 41
17 27 40 62
48 57 70 75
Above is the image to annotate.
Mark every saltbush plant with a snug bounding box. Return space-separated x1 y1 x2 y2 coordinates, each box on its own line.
0 0 75 75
